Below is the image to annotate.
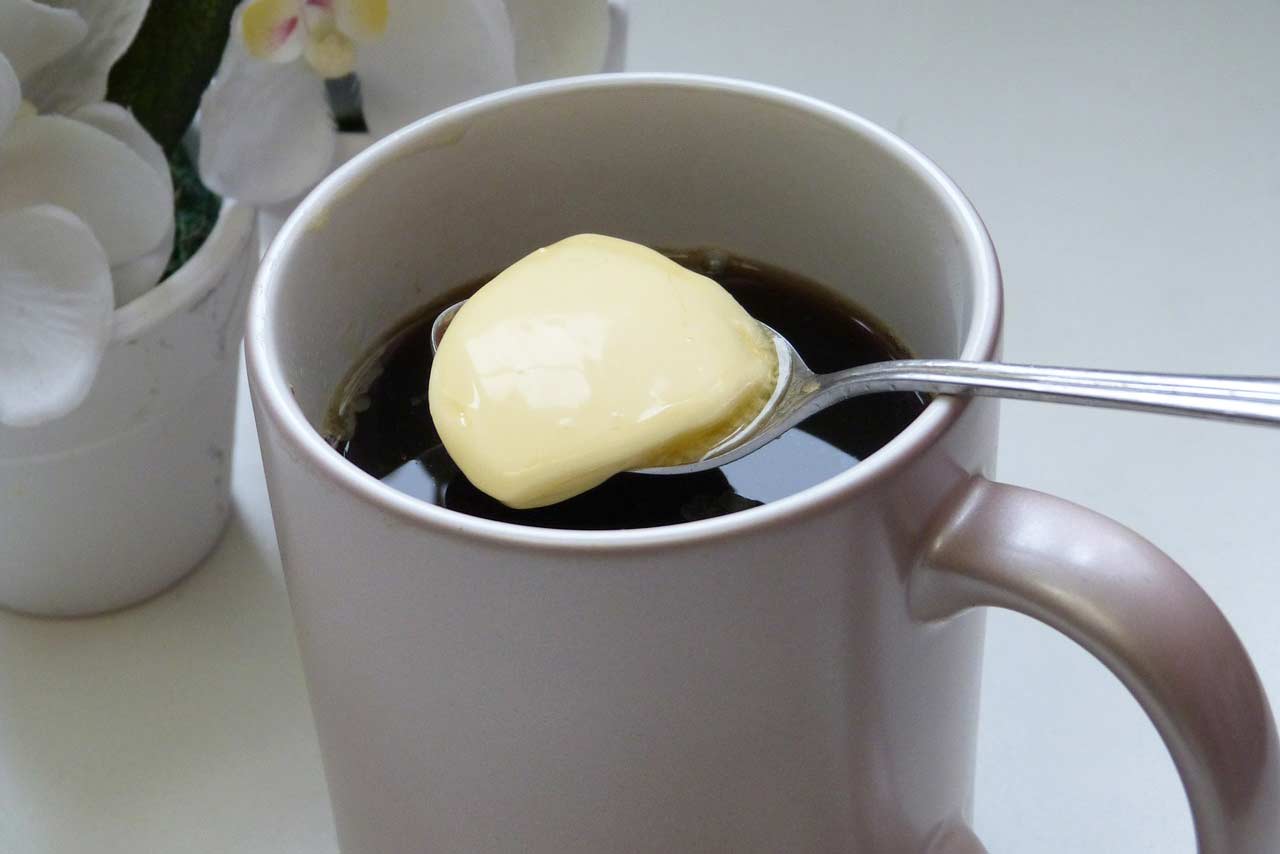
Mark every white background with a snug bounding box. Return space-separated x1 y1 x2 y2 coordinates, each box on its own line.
1 2 1277 852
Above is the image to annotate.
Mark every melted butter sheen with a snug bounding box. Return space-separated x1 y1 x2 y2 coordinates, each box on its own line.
428 234 777 508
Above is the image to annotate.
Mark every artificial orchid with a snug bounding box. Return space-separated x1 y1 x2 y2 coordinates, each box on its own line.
0 0 614 427
0 0 174 427
199 0 612 205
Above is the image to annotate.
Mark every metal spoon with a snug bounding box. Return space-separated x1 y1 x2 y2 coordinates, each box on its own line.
430 301 1280 476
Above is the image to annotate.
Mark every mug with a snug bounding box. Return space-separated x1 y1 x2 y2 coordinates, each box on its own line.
246 75 1279 853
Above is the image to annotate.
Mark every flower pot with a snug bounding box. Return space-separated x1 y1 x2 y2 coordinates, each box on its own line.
0 202 258 617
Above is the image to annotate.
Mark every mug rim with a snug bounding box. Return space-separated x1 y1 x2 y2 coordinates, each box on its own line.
246 73 1002 552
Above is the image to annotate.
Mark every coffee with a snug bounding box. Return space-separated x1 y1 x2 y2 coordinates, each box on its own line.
326 249 927 529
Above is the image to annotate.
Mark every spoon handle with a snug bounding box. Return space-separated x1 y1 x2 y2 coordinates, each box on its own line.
821 361 1280 425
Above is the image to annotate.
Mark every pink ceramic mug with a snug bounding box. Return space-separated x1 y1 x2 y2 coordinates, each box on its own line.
246 75 1279 853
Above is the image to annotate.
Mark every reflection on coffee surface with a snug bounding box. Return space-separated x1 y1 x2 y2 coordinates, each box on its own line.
326 247 927 530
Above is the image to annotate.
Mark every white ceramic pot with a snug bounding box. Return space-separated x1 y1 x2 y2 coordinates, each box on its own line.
0 202 258 617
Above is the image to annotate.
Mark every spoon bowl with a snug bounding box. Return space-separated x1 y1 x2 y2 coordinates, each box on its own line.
430 300 1280 476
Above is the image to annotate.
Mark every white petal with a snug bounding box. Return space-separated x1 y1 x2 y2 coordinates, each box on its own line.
197 31 337 205
333 0 388 42
19 0 149 114
67 103 174 302
602 0 627 73
0 205 113 427
357 0 517 139
0 0 87 80
109 217 172 305
69 102 172 192
502 0 608 83
0 52 18 137
0 114 171 265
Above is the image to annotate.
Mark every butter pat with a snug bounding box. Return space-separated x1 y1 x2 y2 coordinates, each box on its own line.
428 234 776 509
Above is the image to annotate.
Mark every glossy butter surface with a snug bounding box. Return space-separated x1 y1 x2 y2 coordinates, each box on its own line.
428 234 776 508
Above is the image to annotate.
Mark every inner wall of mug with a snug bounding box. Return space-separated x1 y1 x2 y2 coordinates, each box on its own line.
268 78 980 432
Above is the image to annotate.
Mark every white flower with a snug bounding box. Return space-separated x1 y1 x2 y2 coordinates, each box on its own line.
0 0 175 427
241 0 389 79
198 0 612 205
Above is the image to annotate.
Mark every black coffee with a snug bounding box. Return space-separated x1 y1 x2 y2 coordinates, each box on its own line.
326 249 927 529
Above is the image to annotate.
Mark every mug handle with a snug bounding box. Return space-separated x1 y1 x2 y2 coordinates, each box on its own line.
910 478 1280 853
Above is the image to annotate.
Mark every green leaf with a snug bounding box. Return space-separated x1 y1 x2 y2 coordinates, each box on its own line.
164 143 222 278
106 0 240 153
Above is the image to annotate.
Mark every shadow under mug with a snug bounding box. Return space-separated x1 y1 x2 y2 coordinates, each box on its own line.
246 74 1279 853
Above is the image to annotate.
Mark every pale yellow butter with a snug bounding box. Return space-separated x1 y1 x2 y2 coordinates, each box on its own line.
428 234 776 509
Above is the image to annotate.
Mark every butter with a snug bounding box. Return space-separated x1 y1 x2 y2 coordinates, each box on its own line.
428 234 776 509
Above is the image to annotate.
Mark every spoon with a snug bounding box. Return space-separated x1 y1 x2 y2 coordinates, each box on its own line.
430 301 1280 476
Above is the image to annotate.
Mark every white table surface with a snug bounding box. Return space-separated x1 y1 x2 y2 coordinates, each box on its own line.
2 2 1277 852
